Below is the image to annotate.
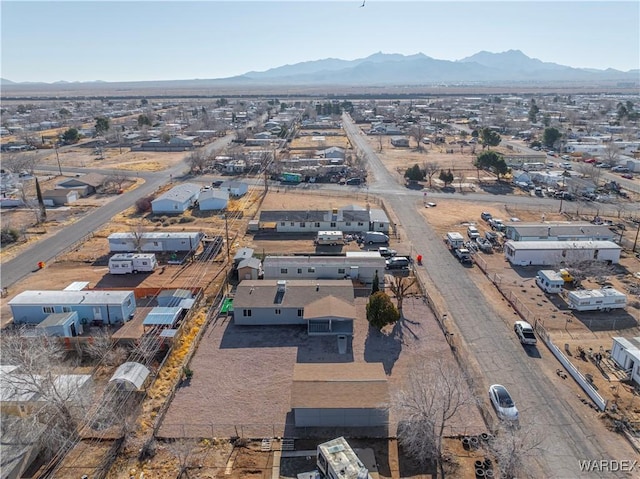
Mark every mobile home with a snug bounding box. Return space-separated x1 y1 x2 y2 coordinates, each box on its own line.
503 240 621 266
535 270 564 294
109 253 158 274
567 288 626 312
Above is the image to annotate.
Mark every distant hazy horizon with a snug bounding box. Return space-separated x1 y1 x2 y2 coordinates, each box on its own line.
1 1 638 83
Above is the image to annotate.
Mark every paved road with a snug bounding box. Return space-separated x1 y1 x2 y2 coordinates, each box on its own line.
1 135 234 289
342 113 630 477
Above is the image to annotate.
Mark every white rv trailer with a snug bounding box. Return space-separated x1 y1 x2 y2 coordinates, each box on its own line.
567 288 626 312
109 253 158 274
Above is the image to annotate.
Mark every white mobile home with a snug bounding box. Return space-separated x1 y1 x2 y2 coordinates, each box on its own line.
567 288 626 312
262 253 385 284
610 337 640 387
503 240 621 266
535 270 564 294
198 189 229 211
109 253 157 274
108 232 203 253
151 183 200 214
505 223 615 242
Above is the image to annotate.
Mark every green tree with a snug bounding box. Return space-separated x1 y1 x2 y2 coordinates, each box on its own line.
371 270 380 295
366 292 399 330
35 177 46 223
480 127 501 150
61 127 80 144
404 164 425 182
438 169 454 187
58 108 72 118
95 117 110 136
542 127 562 149
471 129 479 139
140 98 148 106
528 100 540 123
476 150 509 180
137 114 152 127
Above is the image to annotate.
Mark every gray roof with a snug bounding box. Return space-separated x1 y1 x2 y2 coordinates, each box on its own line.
259 210 327 222
8 290 134 306
108 232 202 241
233 247 254 262
238 257 262 269
505 240 621 250
234 279 354 309
507 222 614 238
199 189 229 201
143 307 182 326
153 183 200 203
35 312 77 328
264 255 384 267
58 172 106 188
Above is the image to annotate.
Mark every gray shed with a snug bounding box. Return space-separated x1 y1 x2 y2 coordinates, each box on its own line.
35 311 83 337
109 362 150 391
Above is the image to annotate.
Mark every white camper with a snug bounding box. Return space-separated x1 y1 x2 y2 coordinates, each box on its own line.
109 253 158 274
567 287 626 312
535 270 564 294
316 231 345 246
446 232 465 249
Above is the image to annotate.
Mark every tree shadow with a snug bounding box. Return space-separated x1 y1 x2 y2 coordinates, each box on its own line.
364 324 402 375
478 182 514 195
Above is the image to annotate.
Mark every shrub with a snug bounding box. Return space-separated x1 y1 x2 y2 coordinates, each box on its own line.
135 196 154 213
0 227 20 246
179 216 195 223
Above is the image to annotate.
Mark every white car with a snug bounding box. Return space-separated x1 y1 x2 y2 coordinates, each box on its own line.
489 384 519 421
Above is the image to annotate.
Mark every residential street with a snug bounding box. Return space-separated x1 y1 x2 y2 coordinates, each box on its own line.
342 113 636 477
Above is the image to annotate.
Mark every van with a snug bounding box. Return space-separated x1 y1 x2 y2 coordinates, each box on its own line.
362 231 389 245
346 178 362 186
467 226 480 239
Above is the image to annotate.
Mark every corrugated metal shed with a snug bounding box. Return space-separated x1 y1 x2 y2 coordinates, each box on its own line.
109 362 150 391
142 306 182 326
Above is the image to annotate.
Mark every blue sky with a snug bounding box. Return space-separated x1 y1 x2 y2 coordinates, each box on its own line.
1 1 638 83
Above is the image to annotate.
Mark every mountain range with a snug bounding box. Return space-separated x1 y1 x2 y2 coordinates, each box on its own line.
2 50 638 87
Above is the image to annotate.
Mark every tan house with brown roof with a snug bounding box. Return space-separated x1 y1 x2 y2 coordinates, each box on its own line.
233 279 354 335
291 362 389 428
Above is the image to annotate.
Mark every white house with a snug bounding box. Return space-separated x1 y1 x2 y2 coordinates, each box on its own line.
503 240 621 266
611 337 640 387
505 223 615 242
262 253 385 284
151 183 200 214
107 232 203 253
220 180 249 197
198 189 229 211
259 205 390 233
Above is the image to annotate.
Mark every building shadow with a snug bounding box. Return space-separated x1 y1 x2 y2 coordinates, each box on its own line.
364 325 402 375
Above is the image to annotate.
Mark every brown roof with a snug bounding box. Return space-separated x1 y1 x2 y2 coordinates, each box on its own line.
291 363 388 409
59 172 107 187
234 279 354 309
304 295 355 320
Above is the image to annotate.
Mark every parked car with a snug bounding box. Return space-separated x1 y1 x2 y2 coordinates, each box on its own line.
514 320 537 345
362 231 389 245
621 173 634 179
611 166 629 172
467 226 480 239
560 162 572 169
346 177 363 186
378 247 397 258
385 256 410 270
489 384 519 421
480 212 493 221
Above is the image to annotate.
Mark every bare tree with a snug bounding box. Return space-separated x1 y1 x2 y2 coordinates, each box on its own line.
0 331 94 457
186 150 208 174
388 274 417 317
601 142 621 167
574 162 601 186
166 438 199 478
391 357 476 478
409 124 425 152
2 151 39 175
82 328 127 367
488 424 545 479
423 161 440 189
102 172 129 193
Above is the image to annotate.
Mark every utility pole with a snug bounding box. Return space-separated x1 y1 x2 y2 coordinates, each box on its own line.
633 220 640 253
54 143 62 176
224 214 230 260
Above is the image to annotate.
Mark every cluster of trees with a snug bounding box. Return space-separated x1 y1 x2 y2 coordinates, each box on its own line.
474 151 509 181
